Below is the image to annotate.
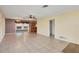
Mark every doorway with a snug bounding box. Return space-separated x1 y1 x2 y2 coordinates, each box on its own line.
49 19 55 37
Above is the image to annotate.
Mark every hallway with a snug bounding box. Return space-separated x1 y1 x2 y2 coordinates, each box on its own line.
0 32 69 53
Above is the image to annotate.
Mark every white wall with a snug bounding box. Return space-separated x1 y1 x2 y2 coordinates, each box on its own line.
37 17 50 36
55 11 79 44
37 10 79 45
0 11 5 42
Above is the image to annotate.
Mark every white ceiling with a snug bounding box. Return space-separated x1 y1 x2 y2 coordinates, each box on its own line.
0 5 79 19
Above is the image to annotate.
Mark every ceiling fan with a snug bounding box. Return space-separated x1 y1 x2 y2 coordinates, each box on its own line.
23 15 37 20
29 15 37 20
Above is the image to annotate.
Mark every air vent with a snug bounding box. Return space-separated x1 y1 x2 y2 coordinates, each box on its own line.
42 5 48 8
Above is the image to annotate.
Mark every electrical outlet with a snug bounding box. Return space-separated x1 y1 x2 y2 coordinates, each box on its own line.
59 36 67 39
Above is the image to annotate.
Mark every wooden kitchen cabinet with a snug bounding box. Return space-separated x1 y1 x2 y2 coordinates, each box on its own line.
29 21 37 33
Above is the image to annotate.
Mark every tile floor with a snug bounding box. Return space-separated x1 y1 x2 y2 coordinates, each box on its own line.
0 32 69 53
